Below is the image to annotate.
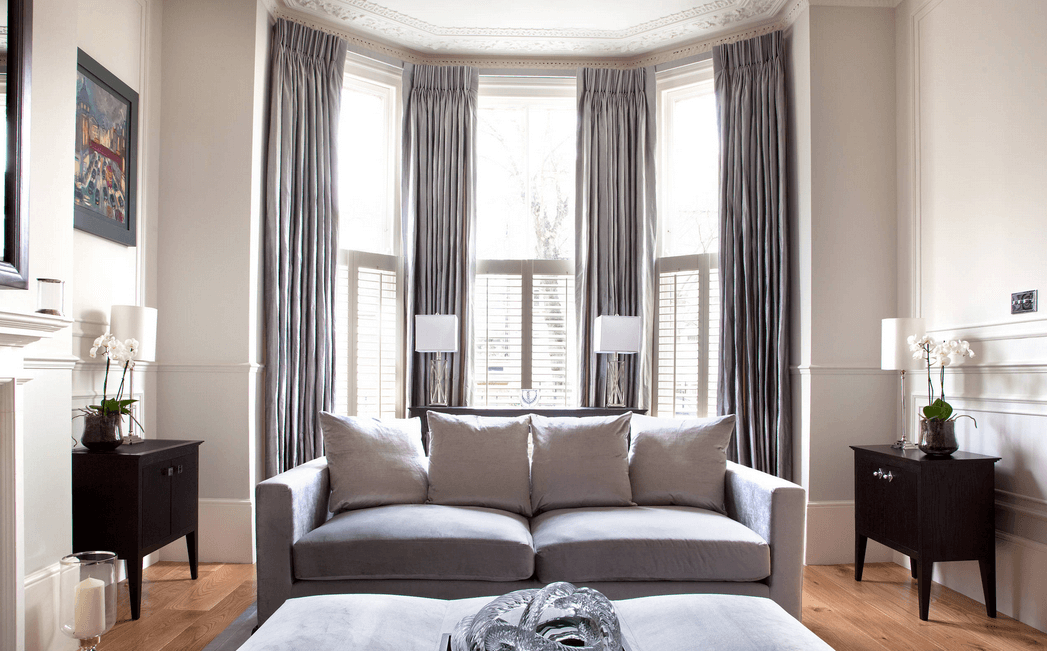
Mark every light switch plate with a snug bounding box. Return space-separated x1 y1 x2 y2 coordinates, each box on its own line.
1011 290 1038 314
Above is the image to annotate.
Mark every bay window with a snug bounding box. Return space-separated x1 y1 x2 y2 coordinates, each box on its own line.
473 76 577 407
655 60 720 418
334 53 403 418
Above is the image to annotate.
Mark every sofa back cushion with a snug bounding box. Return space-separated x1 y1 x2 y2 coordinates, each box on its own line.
530 413 633 515
320 412 428 513
628 413 736 512
426 412 533 516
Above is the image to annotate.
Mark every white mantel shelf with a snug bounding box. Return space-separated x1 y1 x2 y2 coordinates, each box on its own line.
0 309 72 651
0 310 74 348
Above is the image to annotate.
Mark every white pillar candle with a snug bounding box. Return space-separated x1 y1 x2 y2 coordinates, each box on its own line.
74 577 107 639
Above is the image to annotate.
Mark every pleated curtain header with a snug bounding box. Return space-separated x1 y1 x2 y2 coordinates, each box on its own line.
273 18 346 62
579 67 649 95
410 65 478 92
713 31 784 70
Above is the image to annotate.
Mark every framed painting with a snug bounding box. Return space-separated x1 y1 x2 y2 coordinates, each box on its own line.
74 49 138 246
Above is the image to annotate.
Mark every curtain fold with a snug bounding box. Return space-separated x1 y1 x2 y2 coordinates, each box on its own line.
714 31 792 479
401 64 478 408
575 67 657 408
263 19 347 476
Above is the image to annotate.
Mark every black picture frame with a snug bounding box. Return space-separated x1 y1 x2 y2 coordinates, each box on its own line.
73 49 138 247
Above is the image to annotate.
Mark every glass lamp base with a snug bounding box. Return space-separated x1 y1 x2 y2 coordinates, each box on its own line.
428 357 449 406
605 357 626 408
891 438 918 450
78 636 101 651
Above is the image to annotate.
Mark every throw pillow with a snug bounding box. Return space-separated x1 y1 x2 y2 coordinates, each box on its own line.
319 412 428 514
628 413 736 512
426 412 532 516
530 413 633 515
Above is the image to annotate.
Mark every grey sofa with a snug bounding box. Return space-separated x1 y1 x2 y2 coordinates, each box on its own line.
256 456 806 625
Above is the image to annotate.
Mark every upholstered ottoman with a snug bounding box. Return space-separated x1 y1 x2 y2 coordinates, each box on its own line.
238 593 832 650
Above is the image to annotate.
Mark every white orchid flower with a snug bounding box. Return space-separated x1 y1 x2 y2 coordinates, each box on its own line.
92 334 107 347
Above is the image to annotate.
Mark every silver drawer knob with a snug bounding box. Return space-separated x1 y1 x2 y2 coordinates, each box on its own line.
883 471 894 482
873 469 884 479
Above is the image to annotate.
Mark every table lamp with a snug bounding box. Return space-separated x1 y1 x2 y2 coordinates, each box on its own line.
415 314 459 406
881 317 925 449
110 305 157 443
594 315 641 408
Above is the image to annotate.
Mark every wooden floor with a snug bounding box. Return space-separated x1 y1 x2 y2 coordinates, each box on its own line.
103 561 1047 651
105 562 256 651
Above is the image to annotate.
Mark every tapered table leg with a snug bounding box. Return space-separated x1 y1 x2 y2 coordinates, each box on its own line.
187 530 199 580
910 556 917 579
855 534 868 581
918 558 934 621
128 556 144 620
979 555 997 617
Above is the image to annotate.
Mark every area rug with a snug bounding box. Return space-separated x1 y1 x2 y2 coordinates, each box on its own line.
201 603 257 651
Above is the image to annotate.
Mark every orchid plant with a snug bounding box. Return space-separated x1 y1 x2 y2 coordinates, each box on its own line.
907 335 977 425
80 333 141 420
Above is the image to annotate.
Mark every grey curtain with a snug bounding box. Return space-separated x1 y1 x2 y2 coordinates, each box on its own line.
714 31 791 479
263 19 347 476
575 67 657 408
401 64 478 408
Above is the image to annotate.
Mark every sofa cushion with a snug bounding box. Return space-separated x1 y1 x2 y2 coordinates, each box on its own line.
293 504 535 581
530 413 633 514
629 413 736 512
530 506 770 583
426 412 532 516
319 413 428 514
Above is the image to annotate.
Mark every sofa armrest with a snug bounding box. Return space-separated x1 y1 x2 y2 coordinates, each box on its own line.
724 461 807 619
256 457 330 624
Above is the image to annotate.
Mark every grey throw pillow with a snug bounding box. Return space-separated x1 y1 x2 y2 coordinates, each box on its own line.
530 413 633 515
628 413 736 512
426 412 533 516
320 412 428 514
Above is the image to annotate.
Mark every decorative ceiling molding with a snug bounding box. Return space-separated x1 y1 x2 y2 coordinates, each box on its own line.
270 0 898 68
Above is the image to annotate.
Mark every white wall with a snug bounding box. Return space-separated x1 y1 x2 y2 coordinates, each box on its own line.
18 0 162 648
787 5 899 565
896 0 1047 632
156 0 270 563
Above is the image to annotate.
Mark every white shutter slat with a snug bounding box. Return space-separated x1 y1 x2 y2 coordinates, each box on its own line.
356 266 397 418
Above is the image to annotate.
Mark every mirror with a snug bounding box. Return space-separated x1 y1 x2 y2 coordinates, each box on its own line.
0 0 29 289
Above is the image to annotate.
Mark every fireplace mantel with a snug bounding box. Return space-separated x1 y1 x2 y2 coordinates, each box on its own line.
0 310 73 650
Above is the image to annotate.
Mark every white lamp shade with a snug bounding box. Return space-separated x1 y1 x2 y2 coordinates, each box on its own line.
881 317 925 370
594 315 642 354
415 315 459 353
110 305 158 362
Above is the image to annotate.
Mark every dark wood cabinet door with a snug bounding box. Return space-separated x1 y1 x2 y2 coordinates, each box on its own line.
854 454 885 538
141 459 173 546
170 452 199 536
881 463 918 552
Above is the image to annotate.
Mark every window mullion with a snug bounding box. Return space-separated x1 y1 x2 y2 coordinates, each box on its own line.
522 262 533 391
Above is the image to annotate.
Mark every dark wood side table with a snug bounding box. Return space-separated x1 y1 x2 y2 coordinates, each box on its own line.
72 439 203 620
851 445 999 621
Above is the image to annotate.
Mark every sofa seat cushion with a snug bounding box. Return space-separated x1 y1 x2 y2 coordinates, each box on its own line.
294 504 535 581
531 506 770 583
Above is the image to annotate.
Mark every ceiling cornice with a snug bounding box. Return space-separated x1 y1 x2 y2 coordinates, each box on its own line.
268 0 899 69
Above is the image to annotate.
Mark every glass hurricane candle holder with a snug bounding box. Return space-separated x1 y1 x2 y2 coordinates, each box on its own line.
59 551 118 650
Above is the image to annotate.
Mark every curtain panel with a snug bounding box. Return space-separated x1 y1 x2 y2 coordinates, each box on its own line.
263 19 347 476
713 31 792 479
575 67 658 408
401 64 479 408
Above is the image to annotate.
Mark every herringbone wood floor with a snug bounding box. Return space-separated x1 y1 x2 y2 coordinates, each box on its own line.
101 561 1047 651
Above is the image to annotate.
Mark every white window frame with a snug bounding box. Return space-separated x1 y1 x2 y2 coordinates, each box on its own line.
474 258 576 405
473 75 578 406
654 59 719 418
336 52 405 418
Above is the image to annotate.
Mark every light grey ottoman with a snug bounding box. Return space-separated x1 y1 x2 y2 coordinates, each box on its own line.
239 593 832 651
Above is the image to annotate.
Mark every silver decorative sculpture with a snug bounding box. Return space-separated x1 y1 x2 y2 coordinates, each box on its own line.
452 582 622 651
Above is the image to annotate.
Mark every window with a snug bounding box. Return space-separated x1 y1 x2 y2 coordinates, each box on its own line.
334 53 403 418
655 60 720 418
473 76 577 407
